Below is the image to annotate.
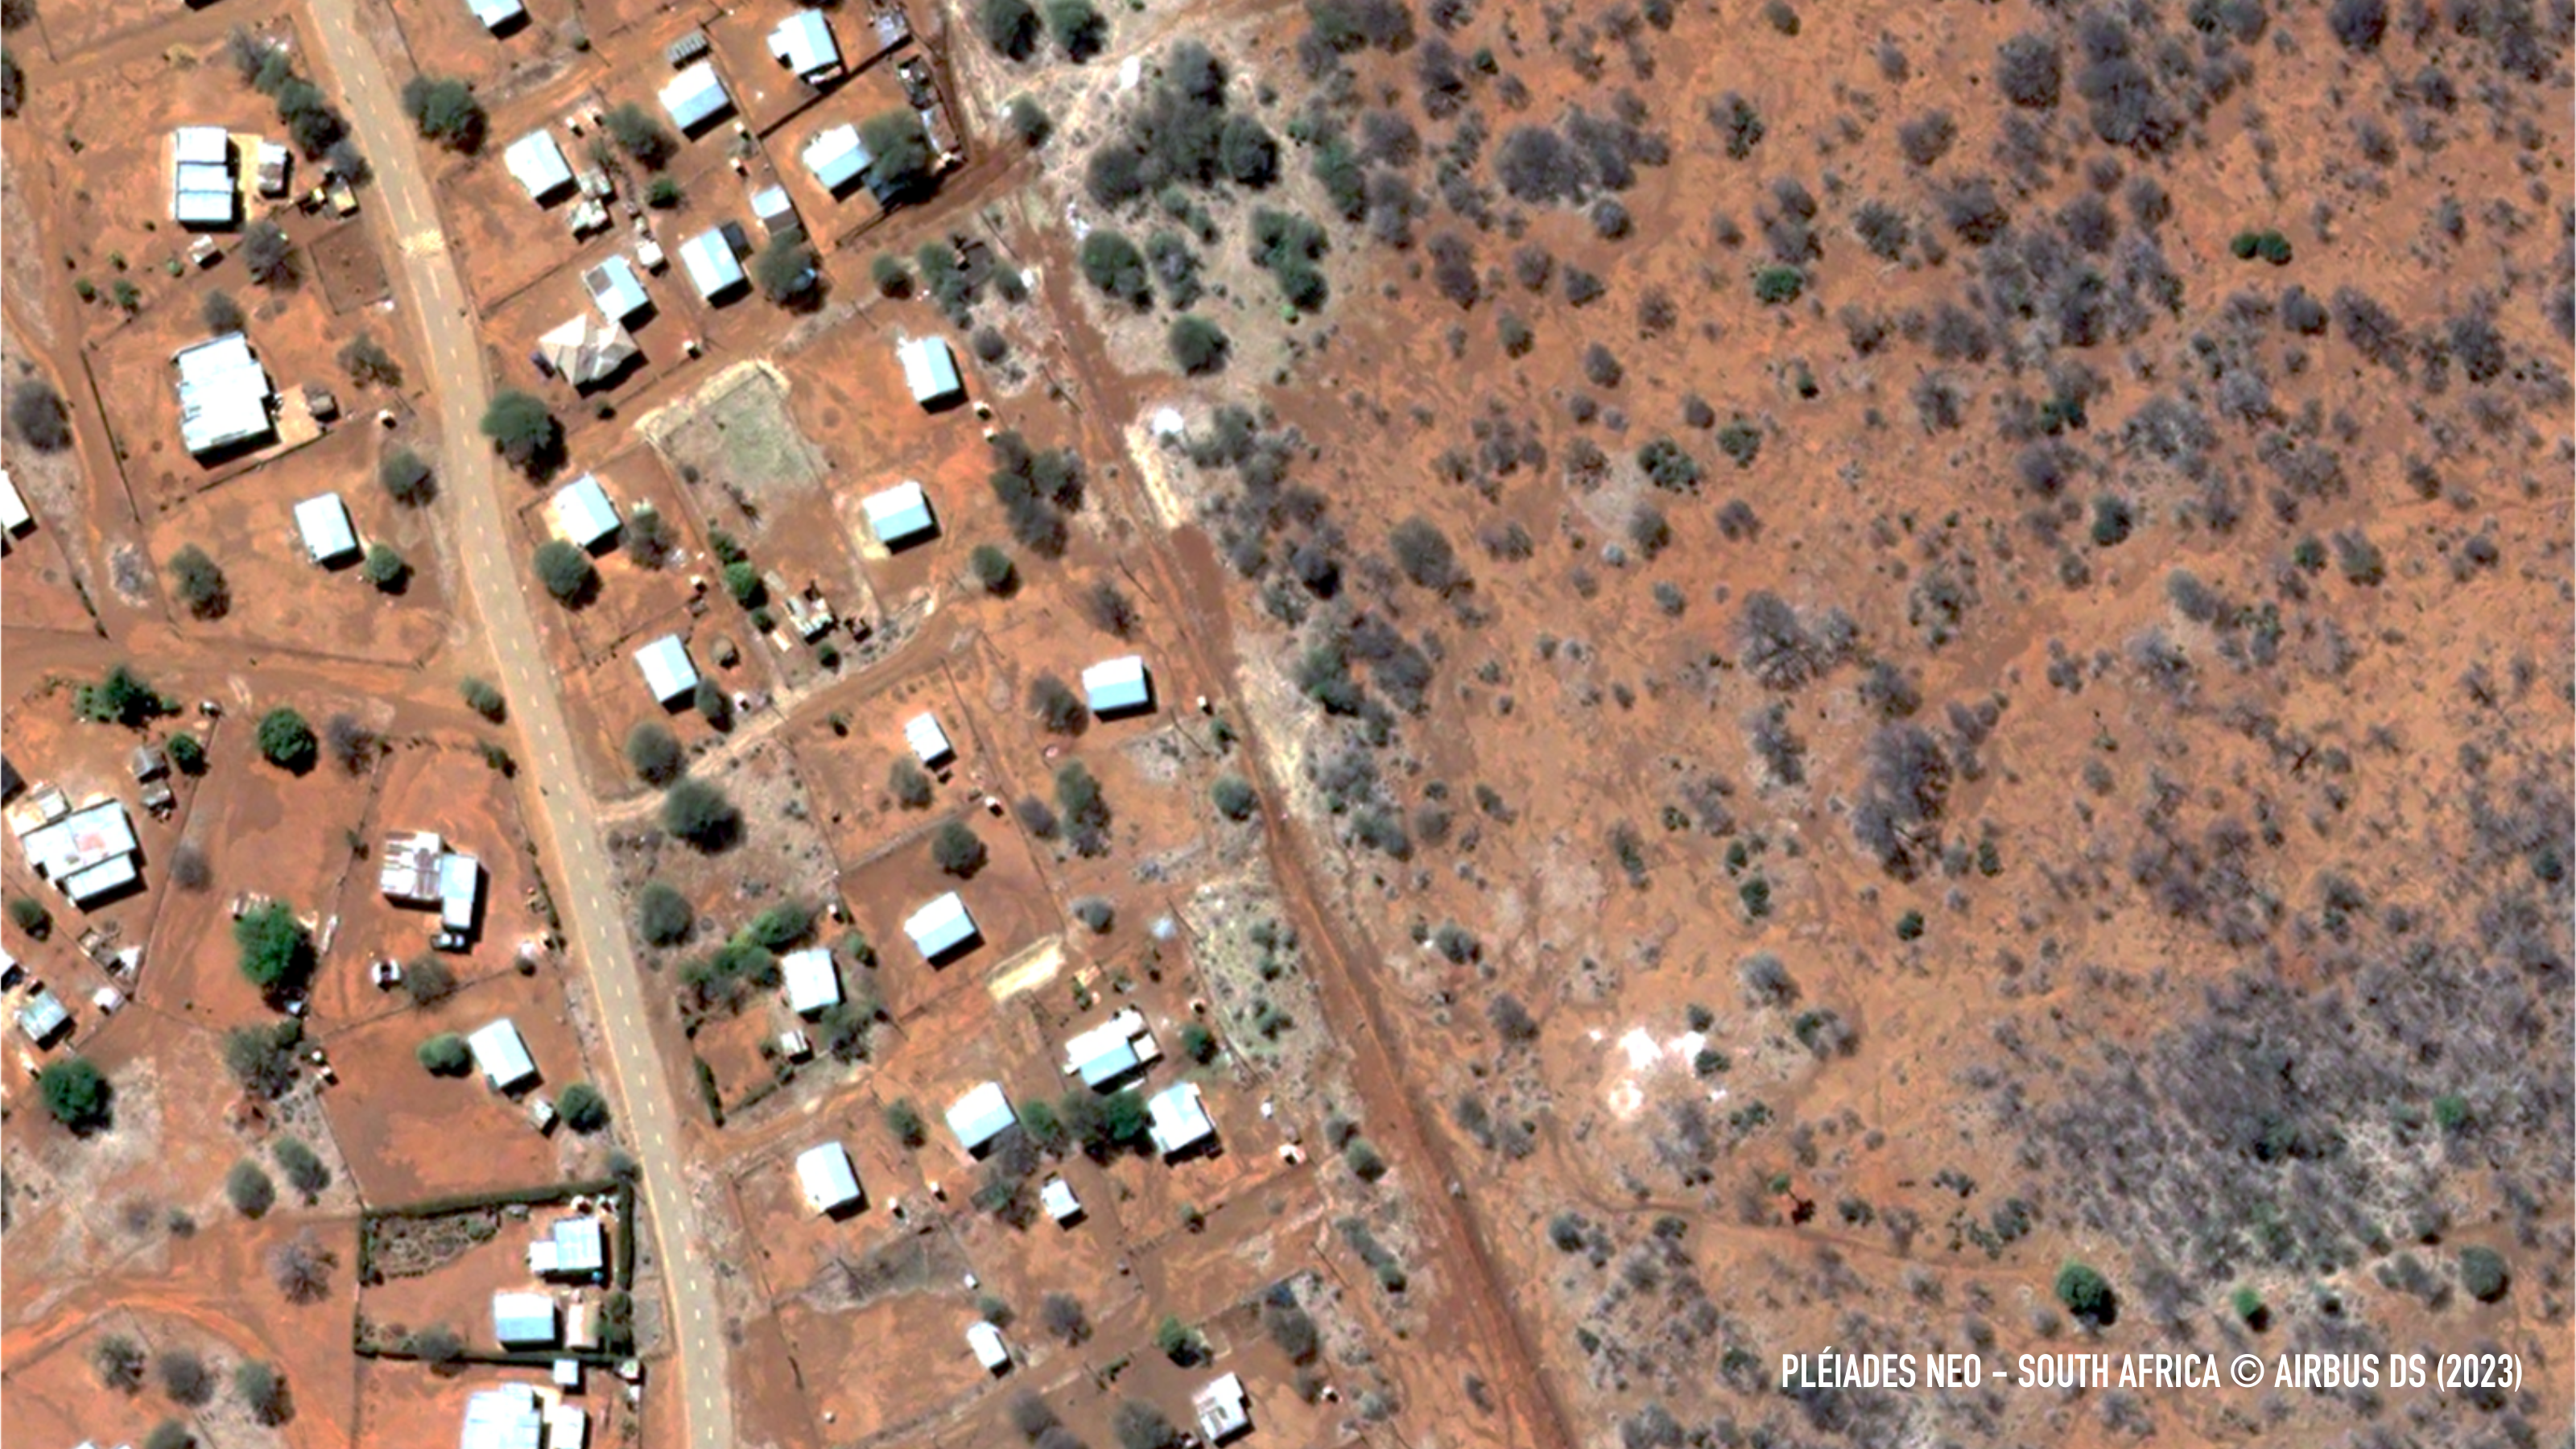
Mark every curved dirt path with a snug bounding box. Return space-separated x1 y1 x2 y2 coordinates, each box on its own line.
294 11 733 1447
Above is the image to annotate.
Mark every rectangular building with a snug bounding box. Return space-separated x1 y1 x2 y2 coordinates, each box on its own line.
658 61 733 134
779 947 840 1016
293 493 361 567
795 1141 862 1216
896 336 963 407
767 11 843 80
467 1018 539 1092
860 480 936 548
1081 655 1151 716
634 634 699 705
174 332 275 456
902 890 976 961
551 474 621 551
505 130 575 203
678 228 745 301
944 1080 1015 1156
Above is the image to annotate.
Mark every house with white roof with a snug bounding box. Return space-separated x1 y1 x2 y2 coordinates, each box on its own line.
768 10 843 80
678 227 746 302
902 890 977 962
505 130 575 204
860 480 936 548
535 314 638 390
1039 1176 1082 1224
527 1216 606 1280
14 799 142 906
0 471 31 536
966 1320 1010 1374
551 474 621 551
16 988 70 1045
459 1384 543 1449
779 947 840 1016
1061 1008 1159 1090
438 852 481 933
1146 1080 1216 1158
464 0 526 31
581 255 650 322
634 634 699 706
1081 655 1152 717
1194 1373 1251 1443
293 493 361 567
944 1080 1015 1156
795 1141 863 1216
896 335 963 408
174 332 276 457
380 829 444 902
467 1018 539 1092
171 126 236 228
658 61 733 134
491 1290 558 1347
902 712 952 768
801 123 871 196
749 184 797 237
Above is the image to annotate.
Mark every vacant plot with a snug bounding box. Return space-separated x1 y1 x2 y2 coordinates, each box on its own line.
639 361 827 502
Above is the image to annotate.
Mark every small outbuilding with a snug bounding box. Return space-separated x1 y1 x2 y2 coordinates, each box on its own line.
256 140 292 196
780 947 840 1016
551 474 621 551
768 10 843 80
658 61 733 134
293 493 361 567
860 480 936 549
15 989 70 1046
0 471 31 536
634 634 700 706
795 1141 863 1216
944 1080 1016 1157
582 255 650 322
679 227 746 302
438 852 481 933
1061 1009 1157 1090
379 829 444 902
505 130 575 204
902 890 978 962
1081 655 1152 717
467 1018 539 1092
902 712 952 768
1039 1177 1082 1225
1146 1081 1216 1158
965 1321 1010 1375
491 1291 559 1348
464 0 526 31
1193 1373 1251 1443
896 336 964 408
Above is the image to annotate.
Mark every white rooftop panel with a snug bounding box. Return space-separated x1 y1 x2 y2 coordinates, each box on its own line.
678 228 745 300
504 130 574 202
552 473 621 549
466 1018 538 1092
896 335 962 405
943 1080 1015 1153
293 493 361 565
658 61 732 133
1146 1080 1216 1157
860 480 935 547
902 712 952 766
634 634 699 704
780 947 840 1016
1081 654 1151 716
767 10 841 77
902 890 976 960
795 1141 862 1214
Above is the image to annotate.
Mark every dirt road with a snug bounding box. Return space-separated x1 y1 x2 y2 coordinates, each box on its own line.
297 9 733 1446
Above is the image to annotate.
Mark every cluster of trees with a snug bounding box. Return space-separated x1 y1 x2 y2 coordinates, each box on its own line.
985 429 1084 557
400 74 485 153
228 27 361 173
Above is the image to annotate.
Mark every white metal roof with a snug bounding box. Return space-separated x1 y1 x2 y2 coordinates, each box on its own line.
467 1018 538 1092
1062 1018 1146 1088
173 126 229 164
634 634 698 704
293 492 361 565
466 0 525 29
491 1290 558 1346
780 947 840 1015
749 184 795 228
1081 655 1150 716
903 890 976 960
795 1141 861 1213
58 853 139 905
896 336 962 405
16 989 69 1042
902 712 952 766
678 228 745 299
381 829 443 901
861 480 935 546
966 1320 1009 1372
944 1080 1015 1152
1146 1081 1215 1156
16 799 138 884
533 1215 605 1276
1039 1177 1080 1222
551 474 620 549
537 314 638 388
1194 1373 1250 1442
174 332 275 456
504 130 574 202
545 1404 588 1449
801 123 870 193
581 255 650 321
460 1385 543 1449
658 61 731 133
767 10 841 76
438 852 481 931
0 471 30 534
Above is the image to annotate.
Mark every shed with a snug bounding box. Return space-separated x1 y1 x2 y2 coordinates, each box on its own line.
464 0 526 31
467 1018 539 1092
491 1291 558 1347
546 1404 589 1449
943 1080 1016 1156
1039 1177 1081 1224
15 989 69 1045
965 1321 1010 1374
582 255 650 321
634 634 700 705
256 140 291 196
902 890 977 962
779 947 840 1016
896 336 964 407
380 829 444 902
459 1385 543 1449
1193 1373 1251 1443
658 61 733 134
1080 655 1152 717
552 1359 583 1389
795 1141 863 1216
902 712 952 767
552 474 621 551
174 332 276 456
749 184 797 235
860 480 936 548
1146 1081 1216 1157
293 493 361 567
0 471 29 535
504 130 575 203
768 10 843 79
800 123 870 195
438 852 481 932
678 228 746 301
130 744 170 782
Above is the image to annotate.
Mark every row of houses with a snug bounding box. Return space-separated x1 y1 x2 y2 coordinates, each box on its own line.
171 126 291 229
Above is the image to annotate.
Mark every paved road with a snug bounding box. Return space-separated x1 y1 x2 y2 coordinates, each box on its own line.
300 10 733 1446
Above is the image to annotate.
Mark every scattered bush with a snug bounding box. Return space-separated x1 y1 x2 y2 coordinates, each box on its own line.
9 378 72 452
1007 96 1052 147
661 778 740 850
1212 776 1257 819
885 1097 927 1147
242 219 295 285
1167 314 1228 374
857 109 935 200
532 539 596 604
604 102 675 167
93 1334 148 1393
1045 0 1105 60
158 1349 213 1406
980 0 1039 58
1996 34 2062 109
2055 1261 2116 1327
400 75 485 152
272 1135 328 1197
625 722 683 785
558 1082 609 1133
378 447 435 506
753 236 824 310
1031 673 1088 733
233 1360 289 1426
416 1033 471 1075
2458 1246 2508 1302
931 820 989 877
167 545 229 618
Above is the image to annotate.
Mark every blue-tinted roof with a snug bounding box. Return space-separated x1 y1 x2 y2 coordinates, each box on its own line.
658 61 732 133
802 124 870 193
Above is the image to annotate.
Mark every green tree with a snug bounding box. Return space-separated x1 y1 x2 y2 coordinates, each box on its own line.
233 1360 289 1426
558 1081 610 1133
858 109 933 200
167 545 228 618
2458 1246 2509 1302
143 1422 193 1449
980 0 1038 59
968 543 1016 594
1211 776 1257 820
2054 1261 2116 1327
415 1033 471 1075
200 288 246 332
1044 0 1105 59
227 1158 277 1215
635 881 693 945
1179 1022 1216 1063
662 778 739 849
273 1135 328 1197
167 733 207 775
1753 266 1804 304
8 894 52 937
603 102 675 167
93 1333 148 1393
362 543 407 591
37 1057 111 1131
233 901 316 998
399 74 485 151
885 1097 927 1147
931 820 987 877
223 1020 304 1097
379 447 435 505
1166 315 1228 374
722 559 762 606
460 677 506 722
754 235 824 310
255 708 316 773
1154 1314 1199 1364
1006 96 1051 147
480 390 561 476
1078 230 1148 306
625 722 684 784
75 663 170 726
532 539 595 603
